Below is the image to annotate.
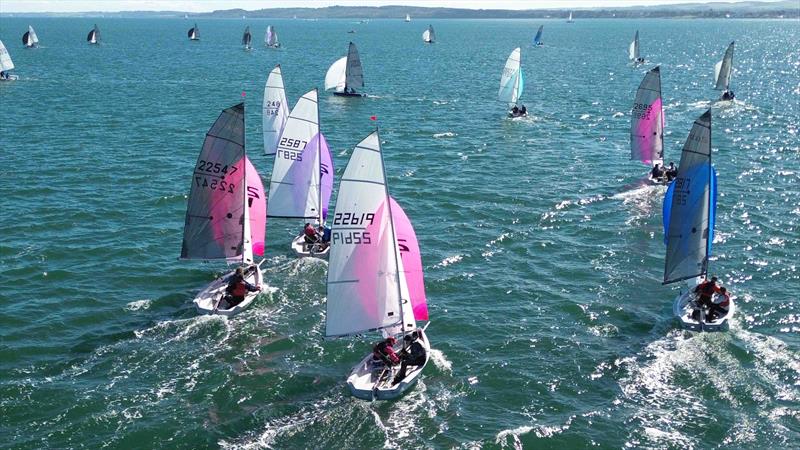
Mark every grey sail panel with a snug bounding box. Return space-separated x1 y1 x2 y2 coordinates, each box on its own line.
181 103 248 261
664 110 713 284
714 41 734 90
345 42 364 89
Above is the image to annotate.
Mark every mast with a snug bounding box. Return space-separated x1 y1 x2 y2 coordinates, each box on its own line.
316 88 323 225
242 100 249 265
377 127 407 336
704 112 713 276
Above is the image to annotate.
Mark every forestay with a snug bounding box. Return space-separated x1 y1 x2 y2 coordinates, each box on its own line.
262 65 289 155
345 42 364 90
630 66 664 164
499 48 523 107
324 57 347 92
0 40 14 72
326 131 410 338
181 103 266 264
267 89 321 220
714 41 734 90
629 31 640 61
663 110 717 285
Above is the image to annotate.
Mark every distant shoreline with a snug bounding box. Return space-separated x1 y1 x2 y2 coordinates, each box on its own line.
1 1 797 20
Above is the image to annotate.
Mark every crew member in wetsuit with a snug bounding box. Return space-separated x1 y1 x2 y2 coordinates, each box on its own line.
650 163 664 180
220 266 259 309
666 162 678 181
393 331 426 385
373 336 400 366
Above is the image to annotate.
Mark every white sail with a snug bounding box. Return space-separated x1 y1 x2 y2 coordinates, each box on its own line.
24 26 39 47
265 25 279 47
345 42 364 90
266 89 321 219
405 14 411 22
0 40 15 72
326 131 406 338
325 56 347 92
714 41 734 91
263 65 289 156
422 25 435 43
567 12 574 22
499 47 522 107
629 31 640 61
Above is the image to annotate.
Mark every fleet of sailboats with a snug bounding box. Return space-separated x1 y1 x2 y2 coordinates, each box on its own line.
422 25 435 43
325 42 365 97
630 66 665 183
663 110 735 331
714 41 735 100
22 26 39 48
180 103 266 316
499 48 526 117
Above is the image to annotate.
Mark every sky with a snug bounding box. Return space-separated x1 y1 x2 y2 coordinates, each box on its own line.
0 0 787 13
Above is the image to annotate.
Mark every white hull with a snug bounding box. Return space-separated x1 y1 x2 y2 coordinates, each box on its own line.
192 265 262 317
291 234 330 258
0 74 19 81
347 329 430 400
672 289 735 332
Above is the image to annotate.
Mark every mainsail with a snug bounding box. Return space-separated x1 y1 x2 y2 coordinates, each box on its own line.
629 30 640 61
0 40 15 72
22 26 39 48
181 103 266 264
533 25 543 46
242 26 252 48
630 66 664 164
263 65 289 156
188 24 198 40
345 42 364 90
423 25 435 43
499 47 523 108
714 41 734 91
663 109 717 285
326 131 412 338
405 14 411 22
265 25 279 47
266 89 322 220
87 25 99 44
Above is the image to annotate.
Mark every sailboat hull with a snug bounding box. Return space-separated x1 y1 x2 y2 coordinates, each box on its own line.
0 75 19 81
333 91 364 97
347 329 430 400
672 289 735 332
291 234 330 258
192 265 262 317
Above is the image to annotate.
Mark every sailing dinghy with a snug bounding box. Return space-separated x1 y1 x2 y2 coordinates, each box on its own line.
500 48 526 117
242 26 252 50
265 25 280 48
629 30 644 64
87 24 100 45
181 103 266 316
0 40 19 81
631 66 666 184
22 26 39 48
266 89 334 258
263 65 289 156
188 23 199 41
326 130 430 400
405 14 411 22
422 25 435 43
567 12 574 23
325 42 365 97
533 25 543 46
663 109 735 331
714 41 735 101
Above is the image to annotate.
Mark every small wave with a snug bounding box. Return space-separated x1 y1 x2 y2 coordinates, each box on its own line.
428 348 452 374
433 132 456 138
434 254 463 268
125 299 151 311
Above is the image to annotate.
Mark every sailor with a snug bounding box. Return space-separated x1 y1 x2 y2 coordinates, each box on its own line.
373 336 400 366
511 105 519 116
650 163 664 180
520 105 527 116
666 162 678 181
694 276 723 310
636 57 645 63
707 287 731 321
220 266 259 309
721 90 735 101
0 71 7 80
303 222 320 245
393 331 426 385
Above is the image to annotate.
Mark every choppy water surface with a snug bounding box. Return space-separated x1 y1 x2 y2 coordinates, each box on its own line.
1 18 798 449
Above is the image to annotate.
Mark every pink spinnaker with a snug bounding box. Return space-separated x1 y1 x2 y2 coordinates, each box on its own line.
390 197 428 321
245 157 266 256
320 133 334 222
630 66 664 165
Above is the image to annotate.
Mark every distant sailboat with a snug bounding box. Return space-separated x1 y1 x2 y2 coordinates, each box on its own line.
499 48 526 117
181 103 267 316
326 130 431 400
22 26 39 48
242 26 252 50
567 11 574 23
629 30 644 64
266 89 334 258
533 25 543 46
263 65 289 156
405 14 411 22
0 40 19 81
87 24 100 45
188 23 199 41
265 25 280 48
422 25 435 43
714 41 735 101
631 66 666 183
663 109 734 331
325 42 365 97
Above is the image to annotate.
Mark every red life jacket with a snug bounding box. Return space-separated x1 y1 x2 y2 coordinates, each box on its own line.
304 225 317 238
231 281 248 297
